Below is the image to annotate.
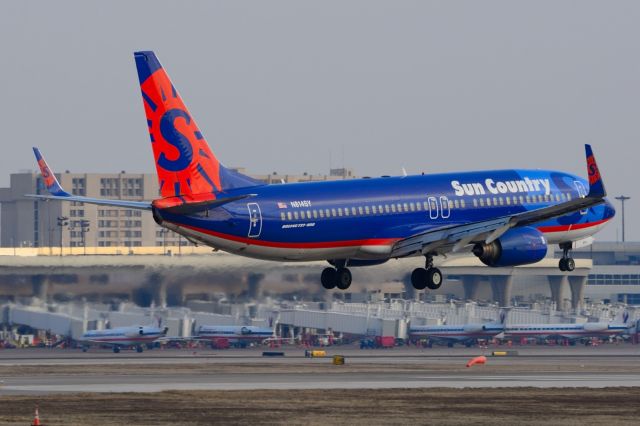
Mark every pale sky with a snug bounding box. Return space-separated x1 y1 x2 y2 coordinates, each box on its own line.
1 1 639 240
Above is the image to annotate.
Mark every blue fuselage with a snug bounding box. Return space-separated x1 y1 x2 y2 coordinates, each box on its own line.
157 169 615 262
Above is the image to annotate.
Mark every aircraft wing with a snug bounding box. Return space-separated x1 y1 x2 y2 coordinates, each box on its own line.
391 145 607 258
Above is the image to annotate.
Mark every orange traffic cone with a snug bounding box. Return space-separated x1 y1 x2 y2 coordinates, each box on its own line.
31 405 44 426
466 355 487 368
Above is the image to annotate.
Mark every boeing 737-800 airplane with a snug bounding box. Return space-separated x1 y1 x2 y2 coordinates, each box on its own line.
28 51 615 291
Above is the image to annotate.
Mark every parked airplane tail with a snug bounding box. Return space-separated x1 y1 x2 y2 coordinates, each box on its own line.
133 51 262 204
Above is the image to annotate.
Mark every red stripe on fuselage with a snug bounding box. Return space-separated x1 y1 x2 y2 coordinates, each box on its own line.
171 217 609 250
176 222 400 249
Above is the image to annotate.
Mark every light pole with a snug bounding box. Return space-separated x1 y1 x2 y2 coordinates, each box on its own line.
615 195 631 243
80 219 90 255
57 216 68 256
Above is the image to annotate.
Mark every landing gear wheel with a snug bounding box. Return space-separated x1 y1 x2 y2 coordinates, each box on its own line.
426 268 443 290
321 268 337 289
411 268 428 290
113 346 120 353
558 243 575 272
565 258 575 272
559 258 567 271
136 345 144 353
336 268 352 290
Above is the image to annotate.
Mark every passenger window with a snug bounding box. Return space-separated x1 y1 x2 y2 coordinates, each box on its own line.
325 209 331 217
293 211 299 220
337 208 343 217
331 208 336 217
461 199 466 208
567 193 572 201
358 206 364 215
319 209 325 218
385 205 390 213
525 195 530 204
555 194 561 202
410 202 416 212
287 212 292 220
416 202 421 211
378 204 384 213
280 212 286 221
448 200 454 209
313 210 318 219
372 205 377 214
479 198 485 207
403 203 409 212
365 206 370 214
454 200 460 209
486 198 492 207
473 199 478 207
352 207 357 215
423 201 429 210
499 197 504 206
519 196 524 204
506 197 511 205
493 197 498 206
391 204 397 213
307 210 312 219
344 208 349 216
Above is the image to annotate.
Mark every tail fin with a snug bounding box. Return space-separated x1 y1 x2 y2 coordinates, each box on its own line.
499 309 507 325
134 51 262 200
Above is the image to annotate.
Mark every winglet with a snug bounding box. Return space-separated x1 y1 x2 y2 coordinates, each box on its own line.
32 148 69 196
585 144 606 198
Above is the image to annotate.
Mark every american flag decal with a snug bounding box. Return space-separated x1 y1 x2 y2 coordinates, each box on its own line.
277 202 287 209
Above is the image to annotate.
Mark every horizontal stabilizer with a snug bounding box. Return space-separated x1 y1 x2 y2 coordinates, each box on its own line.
28 148 152 210
154 193 256 215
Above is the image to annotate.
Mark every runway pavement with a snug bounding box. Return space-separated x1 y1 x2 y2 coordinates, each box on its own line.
1 345 639 394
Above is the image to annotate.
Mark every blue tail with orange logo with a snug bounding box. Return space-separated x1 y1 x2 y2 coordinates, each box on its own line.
134 51 262 209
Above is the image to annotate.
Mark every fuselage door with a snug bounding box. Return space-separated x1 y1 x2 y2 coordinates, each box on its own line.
440 196 450 219
247 202 262 238
573 181 588 215
428 196 438 219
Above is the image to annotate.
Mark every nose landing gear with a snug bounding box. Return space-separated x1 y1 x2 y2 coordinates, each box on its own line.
558 242 576 272
411 254 443 290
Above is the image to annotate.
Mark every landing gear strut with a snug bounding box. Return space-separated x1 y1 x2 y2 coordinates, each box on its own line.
411 254 443 290
321 264 352 290
558 242 575 272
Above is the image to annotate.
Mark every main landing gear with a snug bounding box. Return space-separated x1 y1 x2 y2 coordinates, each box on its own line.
321 266 352 290
411 255 443 290
558 242 576 272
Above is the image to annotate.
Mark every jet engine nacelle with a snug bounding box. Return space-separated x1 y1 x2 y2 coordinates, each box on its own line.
472 227 548 267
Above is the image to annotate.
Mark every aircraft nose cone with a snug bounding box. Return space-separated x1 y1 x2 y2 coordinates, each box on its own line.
603 199 616 221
